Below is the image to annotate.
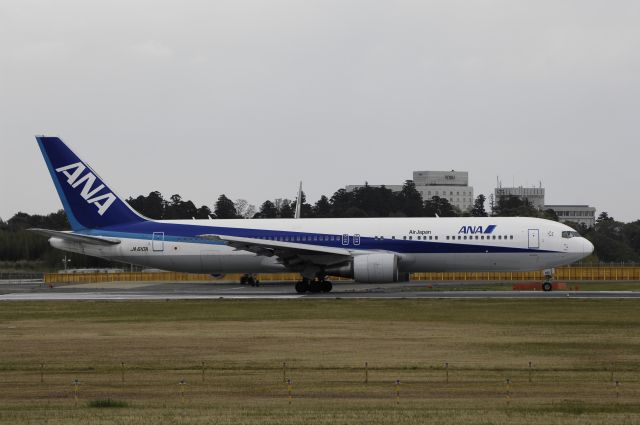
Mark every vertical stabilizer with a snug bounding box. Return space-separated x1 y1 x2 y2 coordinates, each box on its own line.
36 136 147 230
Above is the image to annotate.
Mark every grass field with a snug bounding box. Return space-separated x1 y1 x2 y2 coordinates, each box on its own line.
1 299 640 424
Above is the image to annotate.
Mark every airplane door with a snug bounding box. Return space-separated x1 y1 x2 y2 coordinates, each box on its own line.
528 229 539 249
152 232 164 252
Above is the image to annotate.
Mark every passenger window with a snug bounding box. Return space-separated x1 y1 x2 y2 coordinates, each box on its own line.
510 235 513 240
435 236 438 240
463 236 467 240
409 236 413 240
392 236 396 240
429 236 433 240
446 236 450 240
458 236 461 240
403 236 407 240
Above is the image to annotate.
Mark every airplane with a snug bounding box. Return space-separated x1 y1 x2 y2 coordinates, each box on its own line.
29 136 594 293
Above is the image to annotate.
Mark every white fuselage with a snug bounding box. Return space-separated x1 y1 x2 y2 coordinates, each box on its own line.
50 216 592 275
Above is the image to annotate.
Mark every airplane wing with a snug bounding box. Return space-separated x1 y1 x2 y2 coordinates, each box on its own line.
28 228 121 245
197 234 356 267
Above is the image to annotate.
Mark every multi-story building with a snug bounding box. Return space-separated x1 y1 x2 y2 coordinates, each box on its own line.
494 186 546 209
346 170 474 212
413 171 474 212
544 205 596 227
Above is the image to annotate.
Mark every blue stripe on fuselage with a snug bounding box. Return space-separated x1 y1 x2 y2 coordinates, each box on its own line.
74 221 557 254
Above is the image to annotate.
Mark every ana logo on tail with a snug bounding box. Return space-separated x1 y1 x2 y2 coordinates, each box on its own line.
55 162 116 215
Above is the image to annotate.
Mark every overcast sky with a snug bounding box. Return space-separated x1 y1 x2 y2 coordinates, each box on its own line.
1 0 639 222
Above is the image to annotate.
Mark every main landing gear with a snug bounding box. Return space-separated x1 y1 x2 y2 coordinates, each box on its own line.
240 274 260 287
295 277 332 294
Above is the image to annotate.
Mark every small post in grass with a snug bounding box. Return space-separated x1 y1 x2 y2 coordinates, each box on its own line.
615 380 620 400
395 379 400 405
528 361 532 383
445 361 449 384
505 378 511 406
179 379 187 404
40 363 44 384
287 378 292 405
365 362 368 384
73 379 80 407
201 361 206 383
121 362 125 384
610 362 615 382
282 362 286 383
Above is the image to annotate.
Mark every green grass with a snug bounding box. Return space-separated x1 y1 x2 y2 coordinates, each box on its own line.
1 299 640 424
87 398 128 408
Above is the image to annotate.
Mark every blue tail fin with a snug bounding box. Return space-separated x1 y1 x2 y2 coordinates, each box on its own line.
36 136 147 230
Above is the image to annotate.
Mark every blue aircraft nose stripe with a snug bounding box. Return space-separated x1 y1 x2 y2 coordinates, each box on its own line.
484 225 496 234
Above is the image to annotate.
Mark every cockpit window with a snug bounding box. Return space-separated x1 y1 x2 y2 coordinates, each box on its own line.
561 231 581 239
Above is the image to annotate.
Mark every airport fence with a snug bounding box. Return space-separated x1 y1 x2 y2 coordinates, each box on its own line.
42 266 640 284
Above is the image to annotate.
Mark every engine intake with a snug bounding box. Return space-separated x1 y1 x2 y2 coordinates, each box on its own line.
353 253 400 283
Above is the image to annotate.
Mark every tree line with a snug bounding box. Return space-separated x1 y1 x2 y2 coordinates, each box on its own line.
1 181 639 269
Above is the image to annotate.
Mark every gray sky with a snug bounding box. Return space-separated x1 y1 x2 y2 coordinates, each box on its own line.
1 0 639 222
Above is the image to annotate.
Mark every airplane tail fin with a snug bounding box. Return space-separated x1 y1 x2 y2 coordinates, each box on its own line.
36 136 147 231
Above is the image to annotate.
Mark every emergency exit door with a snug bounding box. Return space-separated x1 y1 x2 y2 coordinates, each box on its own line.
152 232 164 251
528 229 539 249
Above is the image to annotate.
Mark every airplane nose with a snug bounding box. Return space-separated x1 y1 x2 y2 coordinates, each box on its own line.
583 238 594 255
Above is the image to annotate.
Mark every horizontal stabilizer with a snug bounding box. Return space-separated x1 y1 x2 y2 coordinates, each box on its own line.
28 228 121 245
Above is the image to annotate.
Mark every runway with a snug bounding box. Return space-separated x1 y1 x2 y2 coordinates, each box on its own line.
2 280 640 300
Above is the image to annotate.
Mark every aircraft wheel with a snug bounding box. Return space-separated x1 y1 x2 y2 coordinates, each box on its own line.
308 282 323 293
542 281 552 292
321 281 333 293
240 275 248 285
295 280 309 293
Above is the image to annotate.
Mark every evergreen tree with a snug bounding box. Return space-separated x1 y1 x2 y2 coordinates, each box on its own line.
256 200 278 218
313 195 332 218
397 180 424 217
470 194 488 217
424 196 457 217
127 191 165 219
493 195 539 217
278 199 295 218
195 205 213 219
214 194 238 219
329 189 355 217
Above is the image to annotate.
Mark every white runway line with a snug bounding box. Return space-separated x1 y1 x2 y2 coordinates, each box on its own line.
0 293 304 301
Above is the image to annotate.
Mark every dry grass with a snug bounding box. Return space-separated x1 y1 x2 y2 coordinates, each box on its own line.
0 299 639 424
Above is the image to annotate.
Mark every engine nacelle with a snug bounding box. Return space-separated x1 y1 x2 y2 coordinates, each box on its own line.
353 253 400 283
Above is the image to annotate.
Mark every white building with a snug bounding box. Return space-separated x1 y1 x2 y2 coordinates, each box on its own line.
413 171 474 212
544 205 596 228
346 170 475 212
494 186 546 209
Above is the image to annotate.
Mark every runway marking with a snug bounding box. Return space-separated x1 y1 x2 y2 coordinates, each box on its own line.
2 290 640 301
0 293 304 301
